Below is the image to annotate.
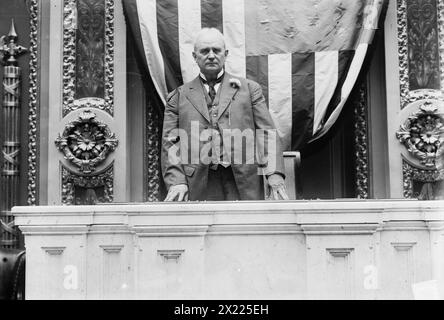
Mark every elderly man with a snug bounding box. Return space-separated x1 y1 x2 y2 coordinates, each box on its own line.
161 28 288 201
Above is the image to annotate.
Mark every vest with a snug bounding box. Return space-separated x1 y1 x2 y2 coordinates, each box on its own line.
201 81 230 167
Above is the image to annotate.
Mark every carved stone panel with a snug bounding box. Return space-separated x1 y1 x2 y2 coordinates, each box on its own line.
63 0 114 116
406 0 440 91
75 0 105 99
397 0 444 109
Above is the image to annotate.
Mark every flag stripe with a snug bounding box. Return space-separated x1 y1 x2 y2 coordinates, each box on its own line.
312 45 366 141
291 52 314 151
136 0 168 103
177 0 201 83
157 0 183 91
222 0 246 78
313 51 339 135
268 53 292 151
201 0 223 32
124 0 149 75
246 55 269 107
323 50 355 123
341 46 367 99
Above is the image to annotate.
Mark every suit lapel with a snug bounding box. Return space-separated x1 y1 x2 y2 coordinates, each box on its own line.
216 73 238 122
185 77 210 122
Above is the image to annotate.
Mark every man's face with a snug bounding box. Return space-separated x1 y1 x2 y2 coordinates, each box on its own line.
193 32 228 78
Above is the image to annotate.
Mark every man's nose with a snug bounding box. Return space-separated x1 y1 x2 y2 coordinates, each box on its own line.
208 50 215 59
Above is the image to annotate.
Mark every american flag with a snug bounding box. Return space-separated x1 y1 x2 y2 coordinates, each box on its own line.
123 0 385 151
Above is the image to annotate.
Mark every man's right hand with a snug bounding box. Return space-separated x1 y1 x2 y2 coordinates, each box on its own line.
164 184 189 201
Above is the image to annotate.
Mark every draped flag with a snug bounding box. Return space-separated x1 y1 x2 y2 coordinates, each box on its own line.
123 0 385 151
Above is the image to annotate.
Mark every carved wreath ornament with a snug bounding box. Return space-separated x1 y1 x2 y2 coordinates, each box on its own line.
55 110 118 173
396 101 444 168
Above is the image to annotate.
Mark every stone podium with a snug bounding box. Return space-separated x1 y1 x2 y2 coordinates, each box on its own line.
13 200 444 300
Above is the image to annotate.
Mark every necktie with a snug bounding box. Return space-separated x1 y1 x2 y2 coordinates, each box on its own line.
208 83 216 102
201 75 223 102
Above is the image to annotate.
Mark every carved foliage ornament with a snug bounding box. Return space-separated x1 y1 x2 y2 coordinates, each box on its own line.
397 0 444 109
61 164 113 205
407 0 440 91
63 0 114 116
402 160 444 198
396 100 444 168
55 109 118 173
354 82 369 199
76 0 106 99
146 102 161 201
28 0 39 205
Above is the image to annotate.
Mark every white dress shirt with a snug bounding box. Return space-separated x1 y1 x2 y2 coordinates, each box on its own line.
200 69 224 94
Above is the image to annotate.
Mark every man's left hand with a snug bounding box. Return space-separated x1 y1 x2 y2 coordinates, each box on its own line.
266 174 289 200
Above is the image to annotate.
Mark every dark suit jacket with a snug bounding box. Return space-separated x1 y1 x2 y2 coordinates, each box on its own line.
161 72 285 200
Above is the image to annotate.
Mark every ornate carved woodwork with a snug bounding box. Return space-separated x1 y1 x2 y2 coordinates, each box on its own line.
406 0 440 90
63 0 114 116
396 0 444 198
0 21 27 248
146 101 161 201
398 0 410 108
61 163 113 205
55 109 118 174
402 160 444 198
75 0 105 99
397 99 444 199
438 0 444 91
27 0 39 206
397 0 444 109
398 97 444 199
396 100 444 168
354 81 370 199
58 0 116 204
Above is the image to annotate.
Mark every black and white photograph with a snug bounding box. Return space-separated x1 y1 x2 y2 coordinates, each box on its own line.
0 0 444 306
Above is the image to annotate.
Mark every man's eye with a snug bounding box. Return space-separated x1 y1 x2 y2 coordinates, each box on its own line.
201 49 209 54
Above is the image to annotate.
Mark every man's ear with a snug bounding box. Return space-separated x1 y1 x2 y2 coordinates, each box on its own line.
192 51 197 60
225 50 229 57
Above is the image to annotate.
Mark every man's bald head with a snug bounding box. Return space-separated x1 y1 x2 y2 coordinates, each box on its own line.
192 28 228 80
193 28 226 52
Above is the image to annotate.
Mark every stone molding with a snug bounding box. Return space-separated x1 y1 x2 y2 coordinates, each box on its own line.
13 201 444 237
13 201 444 300
157 249 184 262
100 245 123 254
41 246 66 255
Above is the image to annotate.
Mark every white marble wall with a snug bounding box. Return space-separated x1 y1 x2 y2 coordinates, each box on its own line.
13 200 444 299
